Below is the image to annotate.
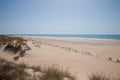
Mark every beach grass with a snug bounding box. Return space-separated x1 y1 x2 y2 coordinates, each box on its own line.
0 58 75 80
40 67 75 80
0 58 28 80
88 73 120 80
0 35 31 57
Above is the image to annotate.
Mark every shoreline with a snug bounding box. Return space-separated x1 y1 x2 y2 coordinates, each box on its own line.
1 34 120 41
20 36 120 42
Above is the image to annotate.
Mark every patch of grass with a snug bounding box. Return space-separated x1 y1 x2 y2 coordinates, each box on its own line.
40 67 75 80
0 58 75 80
0 35 31 57
0 58 28 80
30 65 41 72
63 70 75 80
40 67 64 80
89 73 110 80
88 73 120 80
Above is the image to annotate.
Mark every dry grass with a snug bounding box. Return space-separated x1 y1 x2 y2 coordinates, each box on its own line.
88 73 120 80
30 65 42 72
0 58 28 80
0 35 31 56
0 58 75 80
1 58 120 80
40 67 75 80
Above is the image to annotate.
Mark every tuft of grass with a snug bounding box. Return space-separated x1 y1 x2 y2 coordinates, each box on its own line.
40 67 75 80
89 73 110 80
88 73 120 80
63 70 75 80
40 67 64 80
0 35 31 57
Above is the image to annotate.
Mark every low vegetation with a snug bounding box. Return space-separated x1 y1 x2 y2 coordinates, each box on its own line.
40 67 75 80
0 58 28 80
89 73 120 80
0 58 75 80
1 57 120 80
0 35 31 56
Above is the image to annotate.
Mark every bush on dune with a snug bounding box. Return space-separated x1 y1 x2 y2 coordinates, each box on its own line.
88 73 120 80
0 35 31 56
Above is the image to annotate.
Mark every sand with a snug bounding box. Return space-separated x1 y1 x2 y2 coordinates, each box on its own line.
0 37 120 80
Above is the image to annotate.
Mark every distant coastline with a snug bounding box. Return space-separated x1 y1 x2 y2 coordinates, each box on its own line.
1 34 120 41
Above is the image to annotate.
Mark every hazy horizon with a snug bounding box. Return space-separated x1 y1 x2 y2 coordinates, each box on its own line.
0 0 120 34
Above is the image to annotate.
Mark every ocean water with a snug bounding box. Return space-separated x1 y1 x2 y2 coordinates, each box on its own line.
6 34 120 41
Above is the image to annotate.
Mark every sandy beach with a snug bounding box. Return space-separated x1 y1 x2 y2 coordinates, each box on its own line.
0 37 120 80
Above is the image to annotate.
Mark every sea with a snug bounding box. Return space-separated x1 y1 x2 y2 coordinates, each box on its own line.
5 34 120 41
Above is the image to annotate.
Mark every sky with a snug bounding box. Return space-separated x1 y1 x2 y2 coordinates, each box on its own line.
0 0 120 34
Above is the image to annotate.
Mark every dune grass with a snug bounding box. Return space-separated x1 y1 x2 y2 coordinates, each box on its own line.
0 35 31 56
0 58 75 80
88 73 120 80
0 58 28 80
40 67 75 80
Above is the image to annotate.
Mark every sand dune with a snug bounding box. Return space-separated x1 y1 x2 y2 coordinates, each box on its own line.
0 37 120 80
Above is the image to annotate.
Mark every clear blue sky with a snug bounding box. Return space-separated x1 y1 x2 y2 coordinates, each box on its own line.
0 0 120 34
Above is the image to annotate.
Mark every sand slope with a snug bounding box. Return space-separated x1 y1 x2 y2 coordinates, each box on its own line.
0 37 120 80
